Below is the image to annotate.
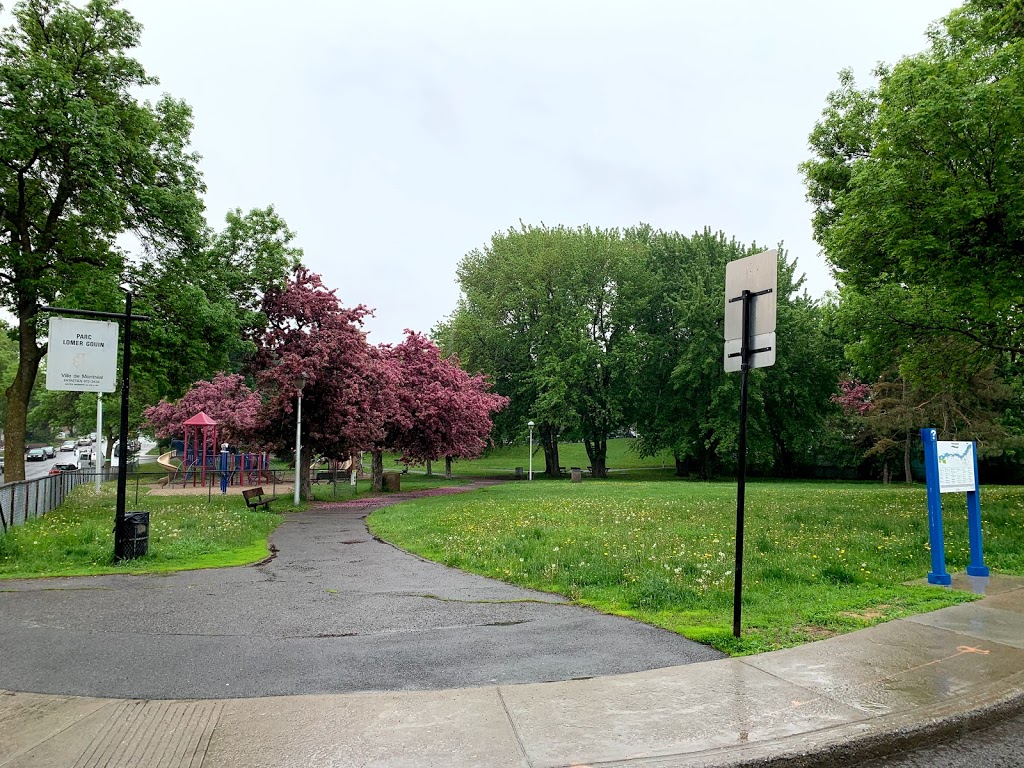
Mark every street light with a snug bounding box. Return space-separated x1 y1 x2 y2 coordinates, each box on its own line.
293 374 306 505
528 421 535 481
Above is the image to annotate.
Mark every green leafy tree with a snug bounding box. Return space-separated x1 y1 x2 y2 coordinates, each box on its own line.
629 231 840 478
438 224 642 477
0 0 205 479
801 0 1024 371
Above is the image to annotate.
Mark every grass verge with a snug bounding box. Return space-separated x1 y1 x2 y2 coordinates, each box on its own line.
369 479 1024 654
0 482 284 578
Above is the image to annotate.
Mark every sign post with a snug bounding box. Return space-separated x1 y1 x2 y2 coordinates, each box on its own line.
724 249 777 637
920 429 988 585
44 295 150 561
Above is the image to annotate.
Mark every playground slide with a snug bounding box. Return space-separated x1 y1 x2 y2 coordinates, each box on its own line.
156 451 178 487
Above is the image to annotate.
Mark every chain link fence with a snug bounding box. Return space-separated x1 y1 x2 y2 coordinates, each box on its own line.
0 470 92 532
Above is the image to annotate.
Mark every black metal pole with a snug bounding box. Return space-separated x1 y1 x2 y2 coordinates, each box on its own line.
114 292 133 561
733 289 751 638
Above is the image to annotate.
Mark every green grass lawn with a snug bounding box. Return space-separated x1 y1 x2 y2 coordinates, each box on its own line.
439 438 669 476
369 479 1024 654
0 482 284 578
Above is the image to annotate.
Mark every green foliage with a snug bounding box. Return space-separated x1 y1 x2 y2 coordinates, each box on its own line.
438 224 645 476
0 482 283 578
440 225 841 480
627 230 841 478
369 480 1017 654
0 0 206 478
802 0 1024 373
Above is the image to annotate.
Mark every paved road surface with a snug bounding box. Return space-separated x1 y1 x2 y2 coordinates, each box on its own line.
0 485 722 699
863 709 1024 767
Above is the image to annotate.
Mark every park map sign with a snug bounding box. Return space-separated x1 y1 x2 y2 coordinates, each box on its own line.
45 317 119 393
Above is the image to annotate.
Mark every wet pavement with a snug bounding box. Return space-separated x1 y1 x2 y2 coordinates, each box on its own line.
0 482 721 699
0 485 1022 767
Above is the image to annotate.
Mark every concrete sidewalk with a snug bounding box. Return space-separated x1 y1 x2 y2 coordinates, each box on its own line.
0 575 1022 768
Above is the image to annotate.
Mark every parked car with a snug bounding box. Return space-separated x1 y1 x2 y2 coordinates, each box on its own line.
60 440 77 452
26 448 45 461
42 445 56 459
49 462 79 475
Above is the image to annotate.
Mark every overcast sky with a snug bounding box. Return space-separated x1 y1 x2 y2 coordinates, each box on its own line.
118 0 957 344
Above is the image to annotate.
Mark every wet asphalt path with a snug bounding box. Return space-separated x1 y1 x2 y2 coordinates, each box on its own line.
0 482 722 699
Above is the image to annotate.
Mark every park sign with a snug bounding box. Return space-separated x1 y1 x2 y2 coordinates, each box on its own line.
45 316 119 392
920 429 988 585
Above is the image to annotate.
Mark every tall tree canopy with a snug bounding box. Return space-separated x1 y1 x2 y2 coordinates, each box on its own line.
802 0 1024 463
248 267 388 498
440 224 839 479
386 331 507 476
801 0 1024 363
437 224 643 477
627 230 840 478
0 0 205 479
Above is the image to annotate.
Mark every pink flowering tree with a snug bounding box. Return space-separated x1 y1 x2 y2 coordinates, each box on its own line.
247 267 393 498
831 379 872 416
143 373 262 447
386 331 508 478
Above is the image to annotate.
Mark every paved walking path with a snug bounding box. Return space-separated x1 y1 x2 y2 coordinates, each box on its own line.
0 482 1022 767
0 481 719 700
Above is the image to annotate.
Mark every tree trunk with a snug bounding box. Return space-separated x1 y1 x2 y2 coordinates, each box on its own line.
300 444 313 501
445 455 452 479
2 313 45 482
674 454 686 478
903 432 913 483
425 459 432 477
541 423 560 477
583 437 608 478
371 450 383 492
883 461 890 485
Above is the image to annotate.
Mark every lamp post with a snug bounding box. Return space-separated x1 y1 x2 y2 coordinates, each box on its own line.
528 421 535 481
293 374 306 505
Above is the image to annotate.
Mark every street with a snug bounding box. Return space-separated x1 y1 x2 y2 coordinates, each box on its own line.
865 709 1024 767
1 437 157 483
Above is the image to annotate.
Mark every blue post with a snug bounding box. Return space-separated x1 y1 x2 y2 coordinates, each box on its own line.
965 442 989 577
921 428 951 585
219 444 229 495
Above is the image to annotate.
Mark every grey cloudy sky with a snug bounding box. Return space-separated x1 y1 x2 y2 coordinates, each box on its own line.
122 0 957 344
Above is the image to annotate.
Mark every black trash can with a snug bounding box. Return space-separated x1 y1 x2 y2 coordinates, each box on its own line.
121 511 150 559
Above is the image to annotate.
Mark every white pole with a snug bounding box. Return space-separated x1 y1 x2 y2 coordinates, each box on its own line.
95 393 103 492
293 391 303 505
528 422 534 481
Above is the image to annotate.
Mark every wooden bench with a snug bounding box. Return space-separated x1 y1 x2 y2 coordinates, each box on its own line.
243 486 277 511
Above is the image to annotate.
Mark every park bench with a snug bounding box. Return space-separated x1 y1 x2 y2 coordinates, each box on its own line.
243 486 277 511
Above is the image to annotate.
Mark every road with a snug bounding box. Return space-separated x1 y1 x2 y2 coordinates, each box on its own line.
864 709 1024 767
2 437 157 482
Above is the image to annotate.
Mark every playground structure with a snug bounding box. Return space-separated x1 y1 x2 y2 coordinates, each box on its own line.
157 411 272 488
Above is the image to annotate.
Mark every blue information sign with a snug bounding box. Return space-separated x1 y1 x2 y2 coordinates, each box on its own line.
920 429 989 585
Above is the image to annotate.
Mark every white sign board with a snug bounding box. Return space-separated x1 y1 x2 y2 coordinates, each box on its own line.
724 249 778 342
45 317 119 392
724 249 778 372
937 441 976 493
724 333 776 372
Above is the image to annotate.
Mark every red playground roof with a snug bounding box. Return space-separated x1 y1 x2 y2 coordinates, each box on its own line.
183 411 218 426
